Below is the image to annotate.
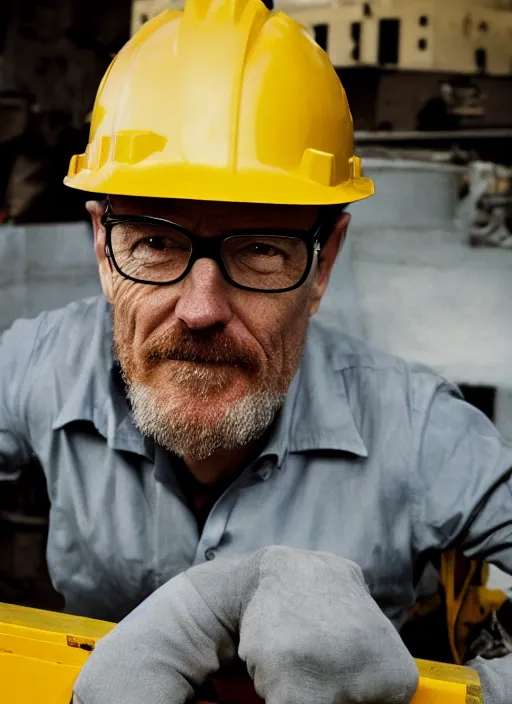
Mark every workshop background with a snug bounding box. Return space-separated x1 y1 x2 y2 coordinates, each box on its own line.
1 0 512 609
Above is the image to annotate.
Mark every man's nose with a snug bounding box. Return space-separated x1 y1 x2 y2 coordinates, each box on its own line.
174 259 234 330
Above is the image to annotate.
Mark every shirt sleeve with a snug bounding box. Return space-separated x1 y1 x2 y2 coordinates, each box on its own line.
412 379 512 565
0 317 42 477
412 378 512 704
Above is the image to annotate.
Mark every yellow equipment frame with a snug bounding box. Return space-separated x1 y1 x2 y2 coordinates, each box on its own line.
0 601 482 704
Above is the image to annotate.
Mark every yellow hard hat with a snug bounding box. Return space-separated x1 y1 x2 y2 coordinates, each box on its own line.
65 0 374 206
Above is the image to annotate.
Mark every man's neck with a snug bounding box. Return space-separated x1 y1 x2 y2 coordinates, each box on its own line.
178 440 265 531
183 439 264 487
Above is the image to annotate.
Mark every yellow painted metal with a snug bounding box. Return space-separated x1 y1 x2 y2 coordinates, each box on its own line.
440 550 507 665
0 602 113 704
0 602 483 704
64 0 374 206
414 660 483 704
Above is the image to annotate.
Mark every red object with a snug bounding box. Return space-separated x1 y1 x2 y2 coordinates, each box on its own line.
197 666 263 704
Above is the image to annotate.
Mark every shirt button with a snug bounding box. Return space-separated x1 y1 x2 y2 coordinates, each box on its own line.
205 548 216 561
259 467 272 481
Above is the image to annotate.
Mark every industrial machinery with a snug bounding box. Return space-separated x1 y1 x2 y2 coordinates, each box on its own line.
0 600 485 704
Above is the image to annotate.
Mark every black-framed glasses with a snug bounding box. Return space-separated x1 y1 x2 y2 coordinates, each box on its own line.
101 203 334 293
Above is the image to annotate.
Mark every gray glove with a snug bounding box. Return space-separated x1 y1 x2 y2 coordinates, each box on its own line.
234 548 419 704
74 547 418 704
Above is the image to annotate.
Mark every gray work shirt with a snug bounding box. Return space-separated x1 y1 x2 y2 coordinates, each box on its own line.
1 296 512 630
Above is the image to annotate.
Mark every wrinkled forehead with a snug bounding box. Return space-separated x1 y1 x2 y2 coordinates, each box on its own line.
109 195 320 231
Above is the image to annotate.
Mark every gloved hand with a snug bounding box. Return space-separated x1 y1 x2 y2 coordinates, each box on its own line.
73 547 419 704
234 548 419 704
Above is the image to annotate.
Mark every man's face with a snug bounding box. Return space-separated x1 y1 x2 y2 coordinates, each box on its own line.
90 196 347 461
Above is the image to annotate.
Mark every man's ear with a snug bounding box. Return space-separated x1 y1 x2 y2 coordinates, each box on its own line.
87 200 114 303
309 212 350 317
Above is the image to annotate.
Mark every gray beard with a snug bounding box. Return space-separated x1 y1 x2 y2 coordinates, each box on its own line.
126 381 285 460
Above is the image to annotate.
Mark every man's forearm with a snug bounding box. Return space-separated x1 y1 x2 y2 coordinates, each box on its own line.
73 570 239 704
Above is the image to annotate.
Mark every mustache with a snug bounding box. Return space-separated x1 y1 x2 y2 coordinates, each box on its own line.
142 324 260 372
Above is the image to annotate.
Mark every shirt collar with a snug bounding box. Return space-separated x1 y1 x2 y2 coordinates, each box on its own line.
52 299 367 464
52 298 153 461
259 320 368 467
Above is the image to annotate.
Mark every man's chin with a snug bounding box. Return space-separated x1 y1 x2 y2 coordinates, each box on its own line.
126 379 285 460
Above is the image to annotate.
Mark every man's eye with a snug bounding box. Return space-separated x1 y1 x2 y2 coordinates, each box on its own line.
135 236 179 251
246 243 281 257
113 222 190 252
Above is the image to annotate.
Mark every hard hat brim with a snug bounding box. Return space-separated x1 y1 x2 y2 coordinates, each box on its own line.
64 163 374 206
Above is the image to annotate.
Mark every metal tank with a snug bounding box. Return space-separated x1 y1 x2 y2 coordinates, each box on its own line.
319 154 512 391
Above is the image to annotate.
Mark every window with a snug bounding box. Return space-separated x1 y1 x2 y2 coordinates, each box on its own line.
479 21 489 33
419 15 429 27
378 19 400 66
140 13 149 24
313 24 329 52
363 2 372 18
418 38 428 51
475 48 487 72
351 22 361 61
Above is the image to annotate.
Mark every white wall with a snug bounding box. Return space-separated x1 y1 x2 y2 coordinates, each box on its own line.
0 223 101 333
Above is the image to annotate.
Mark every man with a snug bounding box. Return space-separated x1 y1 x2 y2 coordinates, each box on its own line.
1 0 512 701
